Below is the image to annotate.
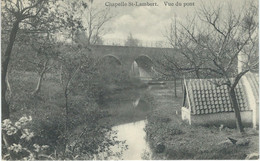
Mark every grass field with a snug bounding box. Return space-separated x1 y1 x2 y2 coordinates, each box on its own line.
145 82 259 160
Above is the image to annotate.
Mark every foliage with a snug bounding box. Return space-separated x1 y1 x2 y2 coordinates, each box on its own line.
2 113 127 160
64 109 128 160
2 0 128 160
125 33 141 47
1 0 68 121
2 116 53 160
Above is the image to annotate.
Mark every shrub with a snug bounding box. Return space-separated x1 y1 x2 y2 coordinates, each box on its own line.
2 116 53 160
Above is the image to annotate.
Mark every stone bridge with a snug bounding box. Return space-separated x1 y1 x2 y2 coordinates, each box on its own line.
89 45 179 80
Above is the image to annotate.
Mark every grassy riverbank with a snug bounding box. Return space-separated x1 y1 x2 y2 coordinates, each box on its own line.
145 82 259 160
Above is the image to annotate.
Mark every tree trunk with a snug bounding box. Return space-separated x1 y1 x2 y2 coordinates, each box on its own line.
60 65 63 83
174 77 177 97
2 132 15 160
2 20 20 120
181 78 183 93
195 69 200 79
6 71 12 97
32 72 44 95
32 61 48 95
64 88 69 152
229 87 244 133
65 89 69 125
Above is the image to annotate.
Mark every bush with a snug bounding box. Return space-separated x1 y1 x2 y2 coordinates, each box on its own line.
2 116 53 160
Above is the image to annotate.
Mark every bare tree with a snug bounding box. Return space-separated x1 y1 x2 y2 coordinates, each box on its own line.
85 4 112 45
28 33 60 95
59 0 112 45
59 57 81 151
58 46 97 152
164 15 213 79
164 2 258 132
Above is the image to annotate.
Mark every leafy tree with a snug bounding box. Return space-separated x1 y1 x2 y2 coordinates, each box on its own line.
125 33 140 47
2 0 126 159
1 1 63 158
1 0 112 119
1 0 61 120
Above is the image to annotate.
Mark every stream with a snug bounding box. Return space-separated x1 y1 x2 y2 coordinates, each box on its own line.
100 84 168 160
110 120 152 160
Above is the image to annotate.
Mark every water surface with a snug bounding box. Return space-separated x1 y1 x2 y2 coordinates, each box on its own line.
111 120 151 160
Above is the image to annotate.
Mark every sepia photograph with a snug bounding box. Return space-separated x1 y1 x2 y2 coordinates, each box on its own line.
1 0 259 160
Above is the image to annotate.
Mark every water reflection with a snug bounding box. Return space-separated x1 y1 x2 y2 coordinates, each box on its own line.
132 97 140 107
109 120 151 160
99 85 160 160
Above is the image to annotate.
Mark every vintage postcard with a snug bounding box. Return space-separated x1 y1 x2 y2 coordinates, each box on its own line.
1 0 259 160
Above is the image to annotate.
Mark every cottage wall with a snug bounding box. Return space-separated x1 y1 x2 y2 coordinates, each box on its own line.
241 75 259 128
190 111 253 127
256 102 259 128
181 107 191 124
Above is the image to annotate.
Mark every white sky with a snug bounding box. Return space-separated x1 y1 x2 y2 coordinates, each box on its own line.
92 0 256 43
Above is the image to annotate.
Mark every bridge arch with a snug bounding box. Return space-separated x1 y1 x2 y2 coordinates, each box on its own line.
99 54 122 65
134 55 153 65
97 54 126 84
130 55 155 81
134 55 154 71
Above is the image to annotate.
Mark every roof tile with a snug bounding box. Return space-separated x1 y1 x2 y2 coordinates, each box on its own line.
185 78 250 115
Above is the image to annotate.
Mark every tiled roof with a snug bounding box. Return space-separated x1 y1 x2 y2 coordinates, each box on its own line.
245 72 259 102
184 79 250 115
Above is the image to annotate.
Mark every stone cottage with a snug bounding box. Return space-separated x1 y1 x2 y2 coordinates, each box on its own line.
181 73 258 128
